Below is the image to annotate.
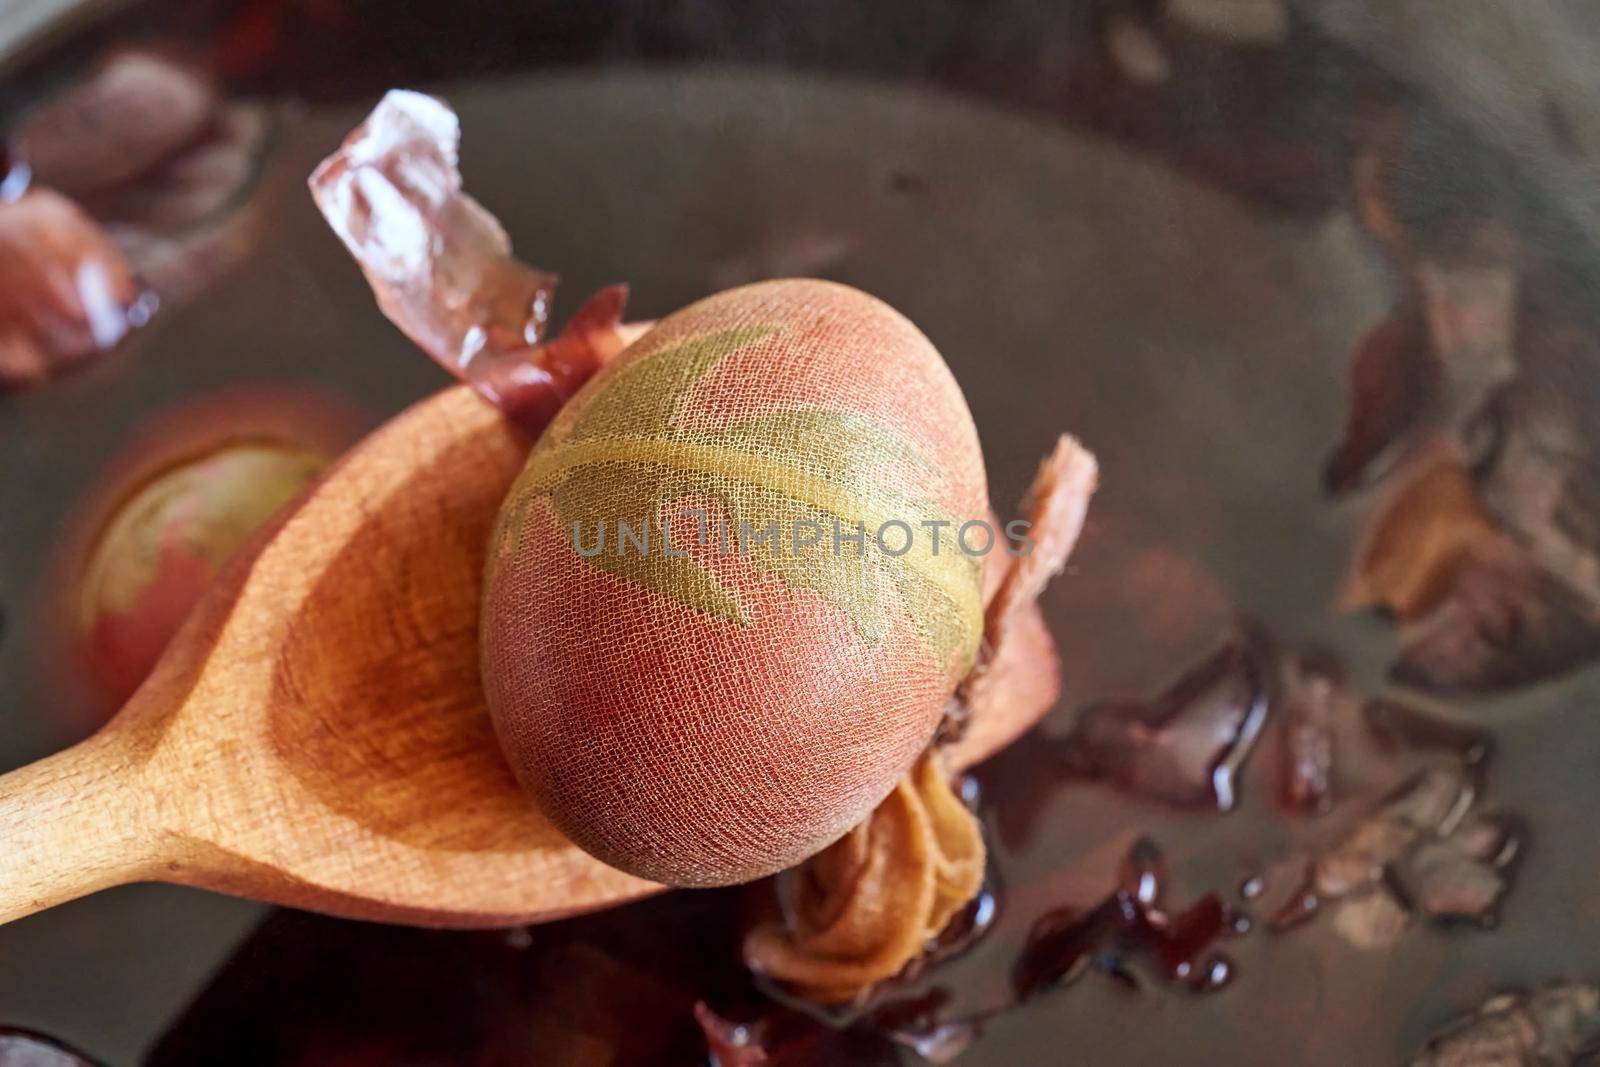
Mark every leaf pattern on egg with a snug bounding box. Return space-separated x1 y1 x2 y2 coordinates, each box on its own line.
495 324 983 676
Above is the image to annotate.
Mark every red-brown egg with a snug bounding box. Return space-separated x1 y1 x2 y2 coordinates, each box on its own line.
482 279 989 886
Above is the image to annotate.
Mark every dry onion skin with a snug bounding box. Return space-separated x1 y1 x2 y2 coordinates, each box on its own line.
483 278 991 887
1342 438 1509 622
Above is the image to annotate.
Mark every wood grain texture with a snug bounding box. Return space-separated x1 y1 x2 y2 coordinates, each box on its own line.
0 385 1058 928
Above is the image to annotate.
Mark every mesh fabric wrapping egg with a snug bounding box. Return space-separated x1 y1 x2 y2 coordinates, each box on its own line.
482 279 989 886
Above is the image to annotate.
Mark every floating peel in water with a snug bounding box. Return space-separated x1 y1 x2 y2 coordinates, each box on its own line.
10 51 214 197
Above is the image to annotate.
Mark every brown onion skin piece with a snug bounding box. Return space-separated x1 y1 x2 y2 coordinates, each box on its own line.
981 435 1096 657
11 51 215 196
482 279 990 887
0 190 140 387
744 752 985 1003
1324 302 1435 494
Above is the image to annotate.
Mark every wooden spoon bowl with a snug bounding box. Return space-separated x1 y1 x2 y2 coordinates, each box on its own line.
0 386 1057 928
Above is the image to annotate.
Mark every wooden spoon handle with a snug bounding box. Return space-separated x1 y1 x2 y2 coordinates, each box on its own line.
0 731 157 924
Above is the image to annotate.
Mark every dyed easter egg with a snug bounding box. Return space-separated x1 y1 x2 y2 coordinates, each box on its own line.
482 279 988 886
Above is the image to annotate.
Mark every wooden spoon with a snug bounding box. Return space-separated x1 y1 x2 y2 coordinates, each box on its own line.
0 386 1060 929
